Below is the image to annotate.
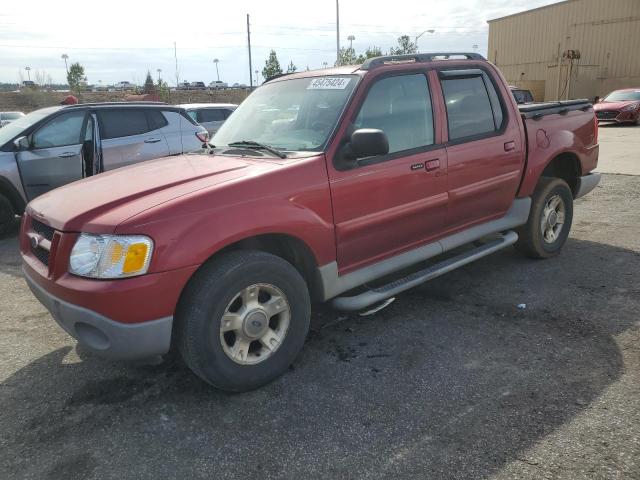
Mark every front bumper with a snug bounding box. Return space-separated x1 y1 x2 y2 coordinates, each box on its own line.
24 268 173 360
575 172 601 199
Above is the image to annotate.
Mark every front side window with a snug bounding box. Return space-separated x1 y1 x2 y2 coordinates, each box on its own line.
354 74 434 154
32 111 85 149
99 109 152 139
441 75 504 140
213 75 358 151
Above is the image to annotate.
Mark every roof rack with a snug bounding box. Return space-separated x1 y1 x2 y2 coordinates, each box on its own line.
360 52 486 70
62 101 168 108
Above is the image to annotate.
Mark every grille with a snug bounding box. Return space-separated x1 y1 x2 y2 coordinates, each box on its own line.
32 219 54 241
597 111 618 120
30 218 55 267
32 246 50 265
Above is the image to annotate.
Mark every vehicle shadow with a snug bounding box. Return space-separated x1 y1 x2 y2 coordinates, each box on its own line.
0 221 21 278
1 237 637 479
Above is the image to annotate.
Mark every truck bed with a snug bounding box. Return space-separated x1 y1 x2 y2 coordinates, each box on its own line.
518 99 592 119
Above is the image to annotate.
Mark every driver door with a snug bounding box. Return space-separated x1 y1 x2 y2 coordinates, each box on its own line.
16 110 87 200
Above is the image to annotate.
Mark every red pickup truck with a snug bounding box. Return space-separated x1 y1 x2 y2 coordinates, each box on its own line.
21 53 600 391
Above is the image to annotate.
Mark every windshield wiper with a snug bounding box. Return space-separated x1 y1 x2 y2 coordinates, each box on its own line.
227 140 287 159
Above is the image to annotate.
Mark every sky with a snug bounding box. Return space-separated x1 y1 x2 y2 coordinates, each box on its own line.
0 0 561 86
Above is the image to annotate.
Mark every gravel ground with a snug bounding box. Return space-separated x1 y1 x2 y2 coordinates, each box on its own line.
1 172 639 479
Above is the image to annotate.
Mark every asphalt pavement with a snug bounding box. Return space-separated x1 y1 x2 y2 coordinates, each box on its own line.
0 125 638 480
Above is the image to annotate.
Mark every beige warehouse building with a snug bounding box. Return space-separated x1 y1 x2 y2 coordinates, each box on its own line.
487 0 640 101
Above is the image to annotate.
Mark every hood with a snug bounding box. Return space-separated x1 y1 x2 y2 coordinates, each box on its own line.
27 153 279 232
593 100 639 111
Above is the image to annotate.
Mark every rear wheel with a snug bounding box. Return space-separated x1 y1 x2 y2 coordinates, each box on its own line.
176 250 310 391
0 194 16 236
515 177 574 259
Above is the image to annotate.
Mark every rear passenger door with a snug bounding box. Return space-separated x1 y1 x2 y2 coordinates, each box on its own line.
439 69 524 231
98 108 170 171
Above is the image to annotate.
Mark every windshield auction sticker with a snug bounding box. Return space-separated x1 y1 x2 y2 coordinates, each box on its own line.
307 77 351 89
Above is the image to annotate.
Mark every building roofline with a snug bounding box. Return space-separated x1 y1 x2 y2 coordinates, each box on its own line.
487 0 576 23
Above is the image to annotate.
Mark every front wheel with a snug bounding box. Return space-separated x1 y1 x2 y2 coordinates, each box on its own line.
176 250 310 391
514 177 574 259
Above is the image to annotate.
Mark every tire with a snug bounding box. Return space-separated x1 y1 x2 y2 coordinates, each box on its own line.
175 250 311 391
0 193 16 236
514 177 574 259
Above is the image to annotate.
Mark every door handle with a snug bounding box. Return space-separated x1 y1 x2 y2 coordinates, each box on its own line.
504 141 516 152
425 159 440 171
58 152 77 158
144 138 162 144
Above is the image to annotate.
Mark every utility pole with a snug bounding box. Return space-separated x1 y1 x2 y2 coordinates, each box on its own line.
336 0 340 65
157 68 162 83
247 14 253 90
174 42 179 88
25 66 31 81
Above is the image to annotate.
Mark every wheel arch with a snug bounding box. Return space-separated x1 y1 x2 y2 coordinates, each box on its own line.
186 232 325 303
540 151 582 197
0 176 26 215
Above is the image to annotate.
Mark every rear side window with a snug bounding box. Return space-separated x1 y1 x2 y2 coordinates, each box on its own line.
223 109 235 119
32 111 85 149
354 74 434 154
147 110 168 130
198 109 226 122
441 74 504 141
99 109 152 139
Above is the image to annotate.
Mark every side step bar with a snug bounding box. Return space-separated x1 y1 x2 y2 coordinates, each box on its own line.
331 231 518 311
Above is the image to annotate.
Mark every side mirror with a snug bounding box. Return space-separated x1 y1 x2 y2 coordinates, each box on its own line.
349 128 389 159
13 136 30 151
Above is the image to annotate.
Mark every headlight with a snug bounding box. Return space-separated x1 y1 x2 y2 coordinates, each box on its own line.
621 103 640 111
69 233 153 279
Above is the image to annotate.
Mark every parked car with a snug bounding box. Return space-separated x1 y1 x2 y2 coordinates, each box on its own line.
0 111 25 128
209 81 228 90
180 103 238 135
509 86 534 104
593 88 640 124
21 53 600 391
114 81 135 91
189 81 207 90
0 102 208 233
20 81 36 89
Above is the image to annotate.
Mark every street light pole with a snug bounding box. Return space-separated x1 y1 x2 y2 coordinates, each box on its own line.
415 29 435 52
254 70 259 86
25 66 31 81
347 35 355 50
61 54 69 77
157 68 162 83
213 58 220 82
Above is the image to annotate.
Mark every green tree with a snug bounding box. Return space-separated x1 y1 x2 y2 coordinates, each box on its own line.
356 46 384 64
286 61 297 74
143 70 155 94
67 62 85 93
389 35 417 55
336 47 358 66
262 50 283 80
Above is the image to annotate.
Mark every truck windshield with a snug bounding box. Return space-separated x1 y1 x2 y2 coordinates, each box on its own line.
213 75 358 152
0 107 61 148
